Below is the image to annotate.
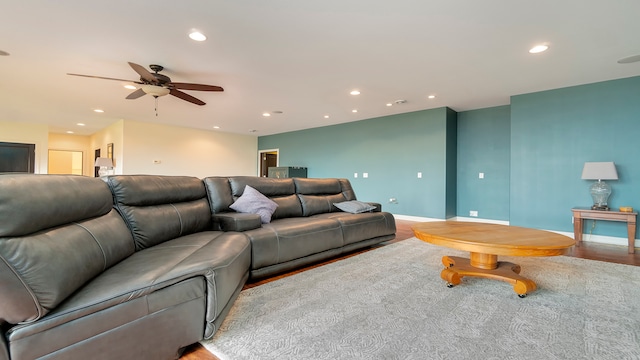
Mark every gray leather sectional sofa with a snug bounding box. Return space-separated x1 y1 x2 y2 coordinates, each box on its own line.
204 176 397 279
0 174 395 360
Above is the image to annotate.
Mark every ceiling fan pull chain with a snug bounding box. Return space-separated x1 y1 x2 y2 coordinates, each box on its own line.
154 95 159 116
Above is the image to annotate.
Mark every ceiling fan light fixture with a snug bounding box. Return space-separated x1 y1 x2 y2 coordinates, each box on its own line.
141 84 170 97
124 84 137 90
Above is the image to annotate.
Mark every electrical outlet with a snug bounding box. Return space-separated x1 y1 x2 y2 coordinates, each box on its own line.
479 172 484 179
417 172 422 178
469 210 478 217
354 173 358 178
389 198 398 204
363 172 369 178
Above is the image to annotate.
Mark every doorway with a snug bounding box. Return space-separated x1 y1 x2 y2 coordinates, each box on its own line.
48 150 83 175
258 149 278 177
94 149 101 177
0 142 35 173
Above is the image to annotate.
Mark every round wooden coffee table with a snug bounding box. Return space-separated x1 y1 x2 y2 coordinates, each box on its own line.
412 221 575 297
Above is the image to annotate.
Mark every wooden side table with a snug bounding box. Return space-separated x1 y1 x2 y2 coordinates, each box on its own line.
572 207 637 254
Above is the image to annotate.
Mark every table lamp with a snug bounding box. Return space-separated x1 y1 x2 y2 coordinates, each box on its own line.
94 157 113 177
581 162 618 210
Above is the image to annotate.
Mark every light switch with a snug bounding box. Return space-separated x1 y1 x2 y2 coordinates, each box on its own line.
417 172 422 178
354 173 358 178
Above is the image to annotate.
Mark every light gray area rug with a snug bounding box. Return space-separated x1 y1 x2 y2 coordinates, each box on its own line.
201 238 640 360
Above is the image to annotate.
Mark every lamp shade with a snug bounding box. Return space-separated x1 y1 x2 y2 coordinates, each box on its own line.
581 162 618 180
94 157 113 168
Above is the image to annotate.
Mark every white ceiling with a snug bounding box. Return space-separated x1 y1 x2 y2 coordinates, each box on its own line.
2 1 639 136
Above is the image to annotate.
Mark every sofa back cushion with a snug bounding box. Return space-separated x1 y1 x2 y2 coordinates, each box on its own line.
203 177 361 218
204 176 303 218
105 175 211 250
294 178 357 216
0 174 134 324
0 174 113 237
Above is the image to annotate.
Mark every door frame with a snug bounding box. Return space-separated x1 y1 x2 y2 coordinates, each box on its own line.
258 149 279 177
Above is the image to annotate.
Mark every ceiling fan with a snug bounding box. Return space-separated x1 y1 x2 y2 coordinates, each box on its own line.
67 62 223 106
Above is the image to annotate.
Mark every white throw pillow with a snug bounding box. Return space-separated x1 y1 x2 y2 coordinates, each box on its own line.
230 185 279 223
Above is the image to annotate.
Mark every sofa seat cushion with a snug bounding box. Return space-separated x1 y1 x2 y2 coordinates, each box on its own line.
314 211 397 245
6 277 206 360
7 231 251 341
244 217 344 270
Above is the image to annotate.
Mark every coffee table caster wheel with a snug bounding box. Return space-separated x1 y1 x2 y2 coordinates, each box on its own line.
446 283 455 288
518 294 527 298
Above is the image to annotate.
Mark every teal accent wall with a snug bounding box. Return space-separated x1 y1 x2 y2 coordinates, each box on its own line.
258 75 639 240
258 107 457 219
457 105 511 220
510 76 640 237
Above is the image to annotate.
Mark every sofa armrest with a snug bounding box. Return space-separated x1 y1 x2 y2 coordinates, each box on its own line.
213 212 262 231
365 202 382 212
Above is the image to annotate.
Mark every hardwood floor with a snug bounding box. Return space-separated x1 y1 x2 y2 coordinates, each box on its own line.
179 219 639 359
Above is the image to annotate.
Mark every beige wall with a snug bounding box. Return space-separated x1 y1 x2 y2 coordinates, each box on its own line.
0 120 49 173
122 120 257 178
90 120 124 175
2 120 257 177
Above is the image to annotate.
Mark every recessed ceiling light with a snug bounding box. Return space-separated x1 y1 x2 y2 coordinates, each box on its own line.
428 95 436 99
213 126 220 129
77 123 85 126
386 103 393 107
262 112 271 117
66 131 74 134
189 31 207 41
352 109 358 113
0 50 9 56
350 90 360 95
529 44 549 54
124 84 136 90
324 115 330 119
93 109 104 113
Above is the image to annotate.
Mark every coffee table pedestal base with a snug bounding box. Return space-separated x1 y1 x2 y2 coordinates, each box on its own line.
441 254 537 297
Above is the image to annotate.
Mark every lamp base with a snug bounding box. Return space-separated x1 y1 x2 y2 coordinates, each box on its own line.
591 205 609 211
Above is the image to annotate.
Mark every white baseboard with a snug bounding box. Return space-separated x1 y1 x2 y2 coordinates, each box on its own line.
393 214 509 225
392 214 635 249
392 214 442 222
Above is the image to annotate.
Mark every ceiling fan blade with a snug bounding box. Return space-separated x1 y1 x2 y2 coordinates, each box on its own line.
128 62 158 83
125 88 146 99
170 83 224 92
170 89 205 106
67 73 139 83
